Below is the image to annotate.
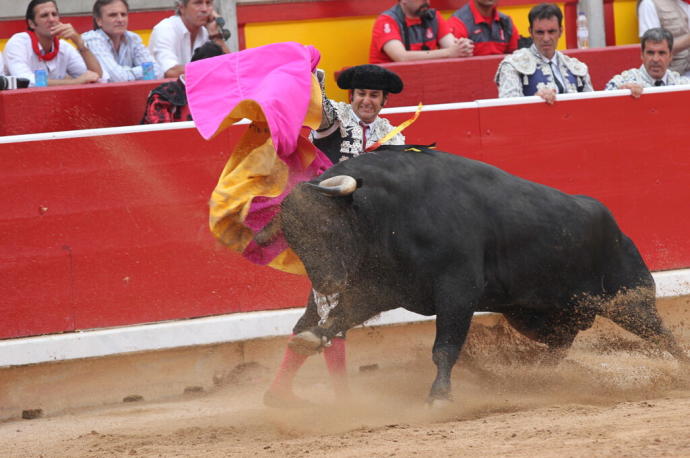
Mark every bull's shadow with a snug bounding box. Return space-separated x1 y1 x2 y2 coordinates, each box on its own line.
269 145 688 405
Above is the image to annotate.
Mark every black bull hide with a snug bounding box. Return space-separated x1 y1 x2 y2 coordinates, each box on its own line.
274 145 687 403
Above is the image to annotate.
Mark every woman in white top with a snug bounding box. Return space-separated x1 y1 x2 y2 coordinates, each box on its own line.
4 0 103 86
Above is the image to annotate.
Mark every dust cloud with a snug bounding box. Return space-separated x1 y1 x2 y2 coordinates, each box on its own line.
1 298 688 457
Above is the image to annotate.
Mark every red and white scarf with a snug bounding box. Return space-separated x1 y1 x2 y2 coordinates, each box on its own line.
28 30 60 61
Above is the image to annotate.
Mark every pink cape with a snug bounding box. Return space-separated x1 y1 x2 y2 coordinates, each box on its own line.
186 43 332 274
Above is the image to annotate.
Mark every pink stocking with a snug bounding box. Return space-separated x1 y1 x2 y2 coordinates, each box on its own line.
268 344 308 396
323 337 350 398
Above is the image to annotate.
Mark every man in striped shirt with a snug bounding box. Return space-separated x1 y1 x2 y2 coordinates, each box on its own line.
82 0 163 82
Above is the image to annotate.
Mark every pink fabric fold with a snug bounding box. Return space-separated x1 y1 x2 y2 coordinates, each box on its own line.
189 42 332 273
186 42 321 158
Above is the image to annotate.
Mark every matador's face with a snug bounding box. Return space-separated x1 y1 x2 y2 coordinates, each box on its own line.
350 89 387 124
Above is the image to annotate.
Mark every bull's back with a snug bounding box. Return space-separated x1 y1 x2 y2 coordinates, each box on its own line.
318 147 650 301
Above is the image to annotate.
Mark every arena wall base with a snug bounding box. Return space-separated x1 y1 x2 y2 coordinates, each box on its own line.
1 296 688 423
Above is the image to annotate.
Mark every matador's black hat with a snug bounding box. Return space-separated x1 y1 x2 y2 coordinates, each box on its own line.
336 64 403 94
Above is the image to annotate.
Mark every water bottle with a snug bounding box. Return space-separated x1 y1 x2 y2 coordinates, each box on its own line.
577 12 589 49
34 69 48 87
142 62 155 81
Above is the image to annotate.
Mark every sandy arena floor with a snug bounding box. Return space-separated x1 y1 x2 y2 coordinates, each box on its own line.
2 298 689 457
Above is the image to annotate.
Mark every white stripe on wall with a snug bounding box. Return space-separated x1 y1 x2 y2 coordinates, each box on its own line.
5 87 689 145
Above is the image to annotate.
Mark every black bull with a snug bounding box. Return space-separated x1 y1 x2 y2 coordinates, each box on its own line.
272 145 687 403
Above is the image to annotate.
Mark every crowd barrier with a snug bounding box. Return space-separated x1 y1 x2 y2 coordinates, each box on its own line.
1 87 689 347
1 45 642 136
380 44 641 107
0 79 161 136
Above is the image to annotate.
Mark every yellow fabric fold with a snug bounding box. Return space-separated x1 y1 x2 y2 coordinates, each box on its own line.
209 119 288 252
209 76 325 275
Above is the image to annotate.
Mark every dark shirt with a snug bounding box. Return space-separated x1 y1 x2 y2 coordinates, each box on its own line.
141 79 192 124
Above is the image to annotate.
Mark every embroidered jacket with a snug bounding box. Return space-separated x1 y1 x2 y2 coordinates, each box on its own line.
312 100 405 164
495 45 593 97
606 65 690 89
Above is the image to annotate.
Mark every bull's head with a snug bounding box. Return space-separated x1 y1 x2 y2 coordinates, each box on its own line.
281 175 364 296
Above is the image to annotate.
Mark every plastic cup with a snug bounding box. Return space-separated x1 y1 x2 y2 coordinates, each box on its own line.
34 69 48 87
142 62 155 81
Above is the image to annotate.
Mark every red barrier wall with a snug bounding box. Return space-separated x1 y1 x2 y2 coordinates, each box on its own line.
2 89 689 340
381 44 641 107
0 127 312 339
0 80 163 136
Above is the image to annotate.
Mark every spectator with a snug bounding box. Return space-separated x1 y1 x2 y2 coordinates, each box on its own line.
82 0 162 82
638 0 690 77
369 0 474 63
4 0 104 87
141 41 223 123
606 27 690 97
264 64 406 408
447 0 520 56
495 3 592 104
149 0 229 78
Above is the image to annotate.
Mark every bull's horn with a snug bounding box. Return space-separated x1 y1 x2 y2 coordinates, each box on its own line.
307 175 357 196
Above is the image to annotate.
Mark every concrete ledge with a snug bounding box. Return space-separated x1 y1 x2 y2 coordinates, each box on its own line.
1 296 687 422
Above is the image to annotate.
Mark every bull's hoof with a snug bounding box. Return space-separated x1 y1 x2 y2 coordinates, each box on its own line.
426 395 453 409
288 331 323 356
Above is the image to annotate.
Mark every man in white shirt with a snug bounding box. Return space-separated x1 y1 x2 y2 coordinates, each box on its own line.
149 0 229 78
638 0 690 76
4 0 103 87
606 27 690 96
83 0 163 82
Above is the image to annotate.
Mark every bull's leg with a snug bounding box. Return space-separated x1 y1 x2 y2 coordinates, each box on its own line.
292 293 322 334
600 291 689 363
428 277 478 404
429 308 475 404
503 309 588 365
289 293 326 356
